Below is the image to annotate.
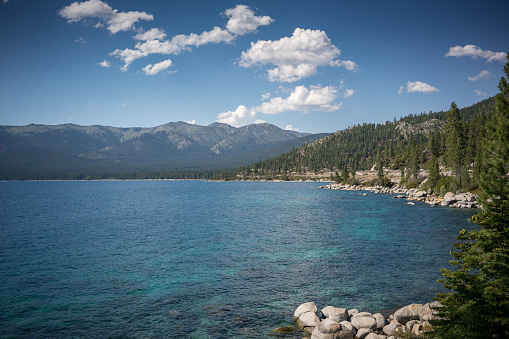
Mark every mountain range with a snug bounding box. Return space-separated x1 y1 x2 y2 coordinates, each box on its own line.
0 121 328 179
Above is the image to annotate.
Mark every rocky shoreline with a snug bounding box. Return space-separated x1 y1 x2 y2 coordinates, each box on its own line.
279 301 441 338
320 183 480 209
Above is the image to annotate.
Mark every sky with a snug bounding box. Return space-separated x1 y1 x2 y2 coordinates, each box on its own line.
1 0 508 133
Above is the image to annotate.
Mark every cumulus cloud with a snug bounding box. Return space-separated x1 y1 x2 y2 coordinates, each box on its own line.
133 28 167 41
217 105 259 127
239 28 355 82
474 90 487 97
285 125 300 131
223 4 274 35
185 120 196 124
399 81 439 94
142 59 173 75
74 37 87 43
468 70 491 81
58 0 154 34
98 60 110 67
112 27 234 70
330 59 358 71
108 4 270 71
261 92 271 101
217 85 342 126
343 89 354 98
445 45 507 63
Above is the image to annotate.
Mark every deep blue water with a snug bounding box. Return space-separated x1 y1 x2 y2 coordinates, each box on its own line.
0 181 476 338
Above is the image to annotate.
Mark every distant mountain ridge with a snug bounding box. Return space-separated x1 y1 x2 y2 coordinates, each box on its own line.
0 121 327 179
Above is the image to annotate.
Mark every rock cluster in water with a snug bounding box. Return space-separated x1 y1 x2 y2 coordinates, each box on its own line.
320 183 479 209
292 301 441 338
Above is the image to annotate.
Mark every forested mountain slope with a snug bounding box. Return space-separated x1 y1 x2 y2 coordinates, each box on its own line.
0 122 326 179
235 97 496 189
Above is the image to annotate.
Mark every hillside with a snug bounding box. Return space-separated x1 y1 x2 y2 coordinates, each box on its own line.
0 122 327 179
233 97 495 185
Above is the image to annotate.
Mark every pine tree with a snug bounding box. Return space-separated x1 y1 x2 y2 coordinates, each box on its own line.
432 53 509 338
429 154 440 189
445 102 467 187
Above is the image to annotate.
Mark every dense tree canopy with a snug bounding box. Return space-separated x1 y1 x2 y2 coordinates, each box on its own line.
431 52 509 339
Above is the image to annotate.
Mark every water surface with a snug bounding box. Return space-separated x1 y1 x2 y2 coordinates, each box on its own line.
0 181 476 338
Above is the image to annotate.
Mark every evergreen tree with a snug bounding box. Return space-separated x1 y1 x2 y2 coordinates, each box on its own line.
445 102 467 187
376 149 383 181
429 154 440 189
342 164 349 183
432 53 509 339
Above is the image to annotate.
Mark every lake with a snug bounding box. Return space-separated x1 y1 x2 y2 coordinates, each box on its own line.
0 180 476 338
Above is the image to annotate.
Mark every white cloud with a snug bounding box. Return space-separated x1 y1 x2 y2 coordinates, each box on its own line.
401 81 439 94
185 120 196 124
217 105 258 127
109 5 271 71
223 4 274 35
217 85 342 126
98 60 110 67
112 27 235 70
330 59 358 71
267 64 317 83
343 89 354 98
74 37 87 43
261 92 271 101
239 28 355 82
121 102 127 107
468 70 491 81
133 28 167 41
474 90 488 97
142 59 173 75
445 45 507 63
58 0 154 34
285 125 300 131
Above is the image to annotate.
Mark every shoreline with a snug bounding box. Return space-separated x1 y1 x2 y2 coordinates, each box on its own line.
320 182 480 209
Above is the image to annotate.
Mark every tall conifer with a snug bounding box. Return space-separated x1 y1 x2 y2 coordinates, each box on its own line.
432 53 509 338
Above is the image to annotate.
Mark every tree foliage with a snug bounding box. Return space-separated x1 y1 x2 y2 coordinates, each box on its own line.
431 53 509 338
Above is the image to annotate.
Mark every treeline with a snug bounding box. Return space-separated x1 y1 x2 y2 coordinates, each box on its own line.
229 96 496 193
0 169 225 181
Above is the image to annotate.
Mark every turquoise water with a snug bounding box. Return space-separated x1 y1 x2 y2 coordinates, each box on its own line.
0 181 476 338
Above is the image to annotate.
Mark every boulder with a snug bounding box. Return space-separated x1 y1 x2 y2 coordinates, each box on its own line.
415 191 427 198
355 328 372 338
322 306 349 322
394 304 423 325
310 319 354 339
271 326 298 335
310 319 340 339
339 320 356 337
348 309 359 318
405 320 421 332
365 334 382 339
351 312 373 319
383 322 402 336
351 316 377 331
373 313 386 329
298 311 321 333
419 301 442 322
294 302 318 319
442 192 457 206
412 322 423 334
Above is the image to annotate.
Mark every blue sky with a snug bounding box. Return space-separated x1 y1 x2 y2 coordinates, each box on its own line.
1 0 508 133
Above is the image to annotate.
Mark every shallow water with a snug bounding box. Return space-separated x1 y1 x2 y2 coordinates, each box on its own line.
0 181 476 338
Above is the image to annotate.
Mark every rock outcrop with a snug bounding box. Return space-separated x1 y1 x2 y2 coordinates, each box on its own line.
288 301 442 338
320 183 479 209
